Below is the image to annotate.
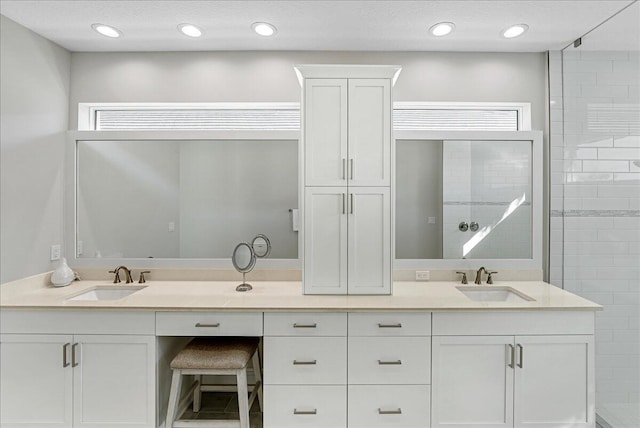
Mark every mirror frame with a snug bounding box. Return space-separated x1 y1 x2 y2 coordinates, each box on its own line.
232 242 257 273
393 130 543 270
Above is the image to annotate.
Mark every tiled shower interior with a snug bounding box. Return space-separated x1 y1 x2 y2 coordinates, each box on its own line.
549 4 639 426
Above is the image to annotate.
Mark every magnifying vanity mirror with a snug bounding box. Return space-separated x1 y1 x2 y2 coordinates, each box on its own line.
232 242 256 292
251 234 272 258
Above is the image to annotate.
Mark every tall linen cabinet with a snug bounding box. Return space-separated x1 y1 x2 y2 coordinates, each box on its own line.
296 65 401 295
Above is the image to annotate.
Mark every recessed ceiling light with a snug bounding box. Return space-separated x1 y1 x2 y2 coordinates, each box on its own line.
252 22 277 37
178 23 203 38
502 24 529 39
91 23 121 38
430 22 455 37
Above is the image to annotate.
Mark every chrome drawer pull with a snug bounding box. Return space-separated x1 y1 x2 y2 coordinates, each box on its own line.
378 408 402 415
293 323 317 328
507 344 515 368
195 323 220 328
293 360 317 365
294 409 317 415
517 344 524 368
378 359 402 365
71 343 80 367
378 323 402 328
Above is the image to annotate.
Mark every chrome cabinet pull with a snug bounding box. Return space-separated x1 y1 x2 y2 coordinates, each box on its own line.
350 159 354 179
294 409 317 415
293 360 317 365
342 159 346 180
507 344 515 369
350 193 354 214
378 323 402 328
63 343 70 368
342 193 346 214
293 323 317 328
517 344 524 368
195 323 220 328
72 343 80 367
378 360 402 365
378 408 402 415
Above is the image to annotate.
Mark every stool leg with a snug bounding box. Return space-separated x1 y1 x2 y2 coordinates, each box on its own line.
251 350 263 411
193 374 202 412
166 370 183 428
237 368 250 428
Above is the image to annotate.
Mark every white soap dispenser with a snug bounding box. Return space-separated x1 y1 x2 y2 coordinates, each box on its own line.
51 258 75 287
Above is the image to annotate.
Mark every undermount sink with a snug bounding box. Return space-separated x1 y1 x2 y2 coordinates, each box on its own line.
67 286 146 301
456 286 534 303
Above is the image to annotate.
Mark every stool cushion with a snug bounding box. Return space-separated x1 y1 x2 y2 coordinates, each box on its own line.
171 337 259 370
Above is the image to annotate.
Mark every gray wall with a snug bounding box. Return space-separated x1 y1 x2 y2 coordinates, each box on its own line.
69 51 547 130
1 16 71 283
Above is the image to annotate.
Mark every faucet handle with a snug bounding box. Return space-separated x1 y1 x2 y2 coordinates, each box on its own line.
487 271 498 284
108 269 121 283
456 271 468 284
138 271 151 284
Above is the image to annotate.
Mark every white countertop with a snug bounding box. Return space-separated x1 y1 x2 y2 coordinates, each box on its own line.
0 276 601 311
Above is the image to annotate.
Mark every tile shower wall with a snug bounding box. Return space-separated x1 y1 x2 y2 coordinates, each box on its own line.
549 50 639 406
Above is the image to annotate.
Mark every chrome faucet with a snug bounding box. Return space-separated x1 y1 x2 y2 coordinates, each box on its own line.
109 266 133 284
474 267 487 284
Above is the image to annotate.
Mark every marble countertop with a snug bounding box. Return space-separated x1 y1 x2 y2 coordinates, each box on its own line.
0 274 601 311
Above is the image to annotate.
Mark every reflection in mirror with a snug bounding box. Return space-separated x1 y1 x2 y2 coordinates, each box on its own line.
396 139 532 260
252 234 271 258
76 140 298 259
232 242 256 292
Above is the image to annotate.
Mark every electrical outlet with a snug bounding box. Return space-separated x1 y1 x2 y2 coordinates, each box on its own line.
50 244 61 261
77 240 83 256
415 270 430 281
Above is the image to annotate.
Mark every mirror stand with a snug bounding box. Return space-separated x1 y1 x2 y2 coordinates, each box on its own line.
236 273 253 292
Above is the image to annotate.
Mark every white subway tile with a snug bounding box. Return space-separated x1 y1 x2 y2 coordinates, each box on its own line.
565 135 614 148
596 330 614 342
615 136 640 147
614 217 640 229
564 229 598 242
596 304 640 318
581 85 628 98
564 254 613 267
613 292 640 305
564 60 613 73
582 51 629 61
597 184 640 198
565 184 597 197
596 317 630 331
598 147 640 159
582 279 630 292
630 161 640 172
583 160 629 172
614 173 640 183
579 292 615 305
582 198 629 210
564 217 614 230
598 229 640 242
598 71 640 85
564 147 599 159
566 172 614 184
613 59 640 73
596 267 638 280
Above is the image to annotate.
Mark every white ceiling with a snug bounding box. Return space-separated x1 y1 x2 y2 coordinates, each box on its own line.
0 0 637 52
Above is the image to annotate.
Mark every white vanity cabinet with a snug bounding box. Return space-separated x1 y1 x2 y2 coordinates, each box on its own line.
431 312 595 428
304 187 390 294
303 78 391 187
298 65 399 295
347 312 431 428
263 312 348 428
0 311 156 428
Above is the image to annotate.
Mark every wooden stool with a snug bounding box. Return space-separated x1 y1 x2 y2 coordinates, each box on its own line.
166 337 263 428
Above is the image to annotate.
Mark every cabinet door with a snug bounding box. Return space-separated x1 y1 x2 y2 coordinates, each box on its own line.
347 187 390 294
514 335 595 428
73 335 155 428
304 79 348 186
347 78 391 187
304 187 348 294
0 334 73 428
432 336 514 428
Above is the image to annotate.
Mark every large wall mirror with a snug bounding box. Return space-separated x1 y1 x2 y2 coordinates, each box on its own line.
68 130 541 270
67 131 299 268
394 131 543 270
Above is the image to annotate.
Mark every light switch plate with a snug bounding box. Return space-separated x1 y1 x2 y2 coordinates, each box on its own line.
50 244 61 261
415 270 430 281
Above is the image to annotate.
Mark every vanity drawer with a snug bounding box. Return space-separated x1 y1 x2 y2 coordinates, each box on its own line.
348 312 431 336
348 385 430 428
264 385 346 428
264 337 347 385
348 337 431 384
155 311 262 336
264 312 347 336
